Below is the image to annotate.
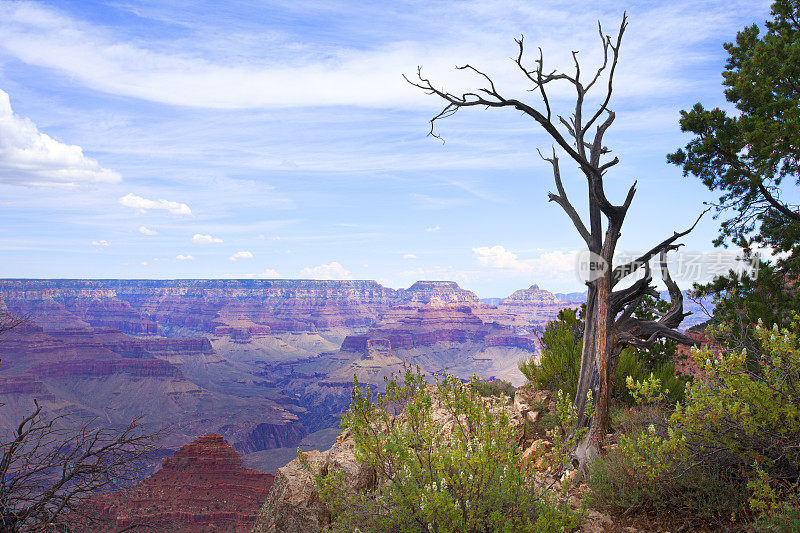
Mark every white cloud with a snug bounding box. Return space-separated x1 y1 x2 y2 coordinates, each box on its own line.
91 239 110 247
138 225 158 236
403 253 418 259
175 254 194 261
473 245 579 276
0 89 121 187
229 250 253 261
473 245 521 269
425 226 440 233
140 261 147 266
256 268 281 278
270 236 282 241
297 261 351 280
119 193 191 215
191 233 222 244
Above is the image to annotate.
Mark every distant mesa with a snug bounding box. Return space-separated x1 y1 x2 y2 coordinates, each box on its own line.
397 280 480 305
502 284 563 304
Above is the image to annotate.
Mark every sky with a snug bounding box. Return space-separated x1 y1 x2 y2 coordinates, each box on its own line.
0 0 774 297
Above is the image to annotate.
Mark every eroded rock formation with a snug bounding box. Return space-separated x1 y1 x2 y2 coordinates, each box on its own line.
91 434 273 532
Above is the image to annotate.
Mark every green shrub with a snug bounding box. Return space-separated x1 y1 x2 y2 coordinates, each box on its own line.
614 351 689 405
307 367 579 532
469 376 515 398
672 319 800 482
590 317 800 527
519 306 688 405
586 438 749 520
519 308 582 396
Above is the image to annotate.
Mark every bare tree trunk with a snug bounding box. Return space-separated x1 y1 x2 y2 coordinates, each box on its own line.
407 13 704 471
589 273 611 451
574 282 597 429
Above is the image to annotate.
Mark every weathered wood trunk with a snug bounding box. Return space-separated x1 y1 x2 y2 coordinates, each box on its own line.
409 11 703 472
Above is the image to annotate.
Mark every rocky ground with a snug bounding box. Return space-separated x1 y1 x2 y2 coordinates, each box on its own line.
252 384 719 533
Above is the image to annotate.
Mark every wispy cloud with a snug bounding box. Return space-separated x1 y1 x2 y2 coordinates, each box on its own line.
297 261 351 279
191 233 222 244
91 239 110 247
138 225 158 235
175 254 194 260
229 250 253 261
0 0 760 110
119 193 191 215
425 226 440 233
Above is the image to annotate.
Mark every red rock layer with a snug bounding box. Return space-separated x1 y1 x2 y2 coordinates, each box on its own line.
31 358 180 378
90 434 274 532
342 303 537 354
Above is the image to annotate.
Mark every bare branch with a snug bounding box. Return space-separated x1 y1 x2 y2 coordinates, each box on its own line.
582 13 628 135
540 148 591 244
612 207 710 285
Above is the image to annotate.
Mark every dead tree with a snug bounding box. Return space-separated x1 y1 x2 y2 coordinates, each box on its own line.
0 401 162 532
406 13 703 466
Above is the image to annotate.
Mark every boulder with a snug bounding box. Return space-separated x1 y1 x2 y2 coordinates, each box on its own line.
252 432 375 533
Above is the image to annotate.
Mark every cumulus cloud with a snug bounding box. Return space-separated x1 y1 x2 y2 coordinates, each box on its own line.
297 261 351 280
0 89 121 187
425 226 441 233
473 245 579 276
138 225 158 236
229 251 253 261
473 245 522 269
91 239 110 247
403 253 418 259
119 193 191 215
256 268 281 278
175 254 194 261
191 233 222 244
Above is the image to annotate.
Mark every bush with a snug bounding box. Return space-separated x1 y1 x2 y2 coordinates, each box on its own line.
307 368 579 532
586 439 749 521
469 377 515 398
673 319 800 483
589 317 800 527
519 308 582 396
614 350 689 405
519 306 688 405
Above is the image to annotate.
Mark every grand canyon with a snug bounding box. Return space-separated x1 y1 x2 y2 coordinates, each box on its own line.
0 278 590 529
0 278 713 529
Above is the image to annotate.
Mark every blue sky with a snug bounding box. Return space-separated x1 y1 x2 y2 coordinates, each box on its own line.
0 0 773 296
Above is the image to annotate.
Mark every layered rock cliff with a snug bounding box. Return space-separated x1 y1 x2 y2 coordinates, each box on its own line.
91 434 274 532
0 279 477 336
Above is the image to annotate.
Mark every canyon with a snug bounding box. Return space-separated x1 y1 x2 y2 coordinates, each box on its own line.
0 278 583 528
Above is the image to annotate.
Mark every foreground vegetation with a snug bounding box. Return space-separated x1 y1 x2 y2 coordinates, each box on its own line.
299 1 800 530
306 370 579 532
